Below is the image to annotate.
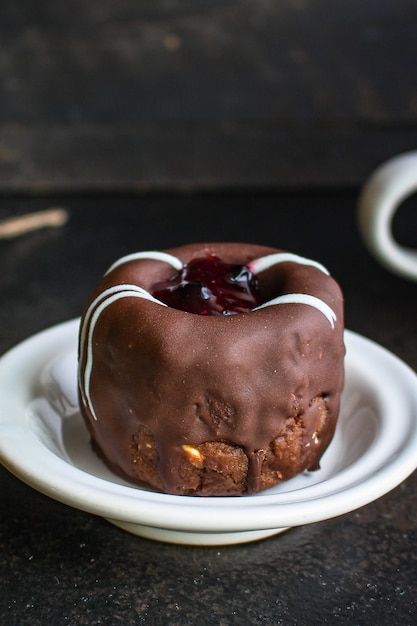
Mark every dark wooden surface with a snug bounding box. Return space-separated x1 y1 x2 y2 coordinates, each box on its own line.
1 195 417 624
1 1 417 192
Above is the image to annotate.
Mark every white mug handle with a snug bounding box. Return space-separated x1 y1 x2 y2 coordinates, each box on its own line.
358 151 417 280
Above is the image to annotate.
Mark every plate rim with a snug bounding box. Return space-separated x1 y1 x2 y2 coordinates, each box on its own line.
1 318 417 534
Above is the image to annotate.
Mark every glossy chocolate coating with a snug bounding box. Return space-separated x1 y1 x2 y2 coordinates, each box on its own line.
78 243 345 496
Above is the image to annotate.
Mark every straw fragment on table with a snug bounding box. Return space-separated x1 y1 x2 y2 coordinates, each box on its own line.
0 209 69 239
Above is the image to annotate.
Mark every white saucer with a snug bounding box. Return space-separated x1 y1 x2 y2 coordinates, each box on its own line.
1 319 417 546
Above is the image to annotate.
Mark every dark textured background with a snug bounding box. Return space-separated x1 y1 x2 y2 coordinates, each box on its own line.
1 1 417 192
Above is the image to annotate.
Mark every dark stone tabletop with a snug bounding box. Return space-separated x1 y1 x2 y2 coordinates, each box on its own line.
1 196 417 624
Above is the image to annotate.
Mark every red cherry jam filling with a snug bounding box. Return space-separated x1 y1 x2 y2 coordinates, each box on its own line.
152 255 262 315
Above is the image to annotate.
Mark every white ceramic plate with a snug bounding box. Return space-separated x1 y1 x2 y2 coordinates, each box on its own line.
1 319 417 546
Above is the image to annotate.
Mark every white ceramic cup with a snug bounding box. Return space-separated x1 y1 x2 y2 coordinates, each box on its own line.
358 151 417 280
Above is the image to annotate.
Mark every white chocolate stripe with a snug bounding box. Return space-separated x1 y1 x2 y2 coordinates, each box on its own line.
79 284 164 372
80 251 336 420
80 284 167 420
248 253 330 276
105 251 183 276
253 293 337 328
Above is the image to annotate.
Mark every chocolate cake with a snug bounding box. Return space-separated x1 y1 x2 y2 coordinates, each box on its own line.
78 243 345 496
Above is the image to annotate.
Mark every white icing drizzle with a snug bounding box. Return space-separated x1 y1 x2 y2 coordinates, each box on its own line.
79 284 167 420
105 251 183 276
249 252 336 327
79 249 337 421
248 252 330 276
253 293 337 328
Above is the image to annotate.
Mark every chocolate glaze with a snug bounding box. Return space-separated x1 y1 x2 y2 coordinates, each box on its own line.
78 243 345 496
